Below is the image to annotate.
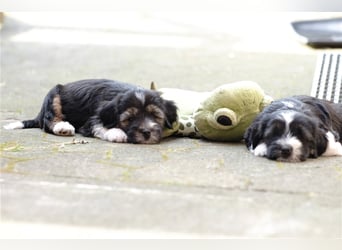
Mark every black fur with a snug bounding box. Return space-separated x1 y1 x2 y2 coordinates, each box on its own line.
19 79 178 144
244 95 342 161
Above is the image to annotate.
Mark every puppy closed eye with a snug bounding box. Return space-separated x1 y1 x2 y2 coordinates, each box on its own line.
290 119 315 141
146 104 165 124
265 119 285 138
151 112 164 124
123 116 134 123
290 120 318 154
120 108 138 127
290 123 305 138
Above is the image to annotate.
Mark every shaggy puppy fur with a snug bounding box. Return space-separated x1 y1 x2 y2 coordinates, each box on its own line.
4 79 178 144
244 95 342 162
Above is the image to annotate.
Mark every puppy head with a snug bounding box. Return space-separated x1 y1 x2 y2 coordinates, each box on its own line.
100 89 177 144
246 111 326 162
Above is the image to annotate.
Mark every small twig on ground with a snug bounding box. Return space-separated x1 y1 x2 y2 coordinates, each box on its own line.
58 138 89 150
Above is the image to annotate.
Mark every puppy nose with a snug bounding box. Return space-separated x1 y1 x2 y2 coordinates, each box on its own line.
140 129 151 139
281 145 292 157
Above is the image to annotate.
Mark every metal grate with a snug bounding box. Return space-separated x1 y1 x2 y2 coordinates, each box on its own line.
311 53 342 103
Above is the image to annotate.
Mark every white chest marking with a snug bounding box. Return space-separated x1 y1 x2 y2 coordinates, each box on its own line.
323 131 342 156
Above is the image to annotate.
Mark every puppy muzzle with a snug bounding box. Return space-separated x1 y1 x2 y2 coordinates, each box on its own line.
267 143 306 162
127 121 163 144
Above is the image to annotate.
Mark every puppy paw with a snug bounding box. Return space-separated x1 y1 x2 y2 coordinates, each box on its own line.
323 141 342 156
253 143 267 157
104 128 128 143
323 131 342 156
335 143 342 156
53 121 75 136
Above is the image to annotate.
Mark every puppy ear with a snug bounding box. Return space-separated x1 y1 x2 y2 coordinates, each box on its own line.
150 81 157 90
244 123 258 149
315 127 329 156
309 145 318 158
99 100 119 128
317 103 331 124
162 99 178 129
244 116 267 150
308 127 319 158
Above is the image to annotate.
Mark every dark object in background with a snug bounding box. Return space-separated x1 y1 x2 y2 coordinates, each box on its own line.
291 18 342 48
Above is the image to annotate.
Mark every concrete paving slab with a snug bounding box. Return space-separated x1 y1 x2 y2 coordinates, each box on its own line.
1 12 342 238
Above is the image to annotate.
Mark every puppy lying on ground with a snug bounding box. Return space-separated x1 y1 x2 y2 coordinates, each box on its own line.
4 79 178 144
244 95 342 162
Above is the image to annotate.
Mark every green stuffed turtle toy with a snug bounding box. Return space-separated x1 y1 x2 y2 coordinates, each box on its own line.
153 81 273 142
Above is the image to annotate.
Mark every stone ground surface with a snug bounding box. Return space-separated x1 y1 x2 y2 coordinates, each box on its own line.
0 12 341 238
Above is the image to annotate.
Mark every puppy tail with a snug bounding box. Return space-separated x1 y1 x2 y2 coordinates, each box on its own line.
4 118 40 130
150 81 157 90
22 118 40 128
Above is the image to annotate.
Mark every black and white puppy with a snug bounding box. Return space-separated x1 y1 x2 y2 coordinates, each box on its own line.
4 79 178 144
244 95 342 162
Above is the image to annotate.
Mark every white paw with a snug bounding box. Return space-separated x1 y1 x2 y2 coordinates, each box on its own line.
3 121 24 130
323 131 342 156
53 121 75 136
104 128 128 143
323 141 342 156
253 143 267 157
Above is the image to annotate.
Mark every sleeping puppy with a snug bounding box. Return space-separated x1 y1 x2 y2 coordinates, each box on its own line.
244 95 342 162
4 79 178 144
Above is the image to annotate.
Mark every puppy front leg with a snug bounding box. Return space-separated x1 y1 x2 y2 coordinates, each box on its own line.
93 125 128 143
87 102 127 143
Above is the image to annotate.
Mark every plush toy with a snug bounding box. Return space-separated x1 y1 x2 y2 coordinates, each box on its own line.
155 81 273 142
